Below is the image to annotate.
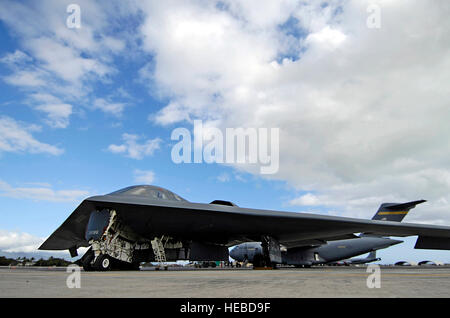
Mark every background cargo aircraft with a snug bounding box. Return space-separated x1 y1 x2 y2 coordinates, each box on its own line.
40 185 450 270
230 241 391 267
229 201 424 267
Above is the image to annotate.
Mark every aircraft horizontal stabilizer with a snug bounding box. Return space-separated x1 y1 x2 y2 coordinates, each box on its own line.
382 200 427 211
372 200 426 222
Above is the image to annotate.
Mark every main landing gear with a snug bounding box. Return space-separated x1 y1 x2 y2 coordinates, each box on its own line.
81 248 140 271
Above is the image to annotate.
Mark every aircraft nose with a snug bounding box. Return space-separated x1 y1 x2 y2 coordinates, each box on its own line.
229 247 238 260
389 238 404 246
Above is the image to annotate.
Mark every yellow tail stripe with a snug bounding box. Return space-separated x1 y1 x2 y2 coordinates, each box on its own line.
378 211 408 215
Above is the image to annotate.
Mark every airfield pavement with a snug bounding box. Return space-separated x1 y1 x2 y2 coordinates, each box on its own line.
1 265 450 298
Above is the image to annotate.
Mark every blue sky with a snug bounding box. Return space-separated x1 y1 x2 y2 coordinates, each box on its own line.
0 0 449 265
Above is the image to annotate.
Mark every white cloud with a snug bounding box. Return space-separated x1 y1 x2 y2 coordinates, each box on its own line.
93 98 127 117
30 93 73 128
0 0 138 127
26 37 112 84
0 230 44 253
305 26 347 50
36 103 72 128
3 70 47 87
289 193 320 206
217 173 231 183
151 102 191 126
136 1 450 223
0 229 88 257
134 169 156 184
0 1 115 88
108 133 162 160
0 116 63 155
0 50 32 66
0 180 89 202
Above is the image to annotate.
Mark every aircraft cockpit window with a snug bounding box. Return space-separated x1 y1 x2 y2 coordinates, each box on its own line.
173 194 184 201
156 191 165 199
131 187 147 196
108 186 187 202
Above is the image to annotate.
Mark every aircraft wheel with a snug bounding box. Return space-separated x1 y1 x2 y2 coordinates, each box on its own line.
94 254 113 271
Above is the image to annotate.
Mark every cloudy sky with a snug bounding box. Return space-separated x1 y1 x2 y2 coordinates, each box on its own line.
0 0 449 263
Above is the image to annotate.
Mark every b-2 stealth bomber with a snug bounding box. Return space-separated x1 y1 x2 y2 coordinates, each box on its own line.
39 185 450 270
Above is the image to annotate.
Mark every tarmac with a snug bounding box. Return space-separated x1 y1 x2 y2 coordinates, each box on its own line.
1 265 450 298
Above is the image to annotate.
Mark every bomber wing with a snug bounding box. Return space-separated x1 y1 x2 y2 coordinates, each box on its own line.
40 191 450 251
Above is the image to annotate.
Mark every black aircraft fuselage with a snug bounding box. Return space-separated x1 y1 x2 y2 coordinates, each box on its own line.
39 185 450 271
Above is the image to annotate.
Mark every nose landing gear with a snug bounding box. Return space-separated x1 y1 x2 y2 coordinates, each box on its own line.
94 254 113 271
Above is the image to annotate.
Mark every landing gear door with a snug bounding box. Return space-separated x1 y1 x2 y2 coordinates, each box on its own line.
314 252 320 262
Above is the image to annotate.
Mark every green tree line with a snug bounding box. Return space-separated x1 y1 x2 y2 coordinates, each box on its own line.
0 256 73 266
